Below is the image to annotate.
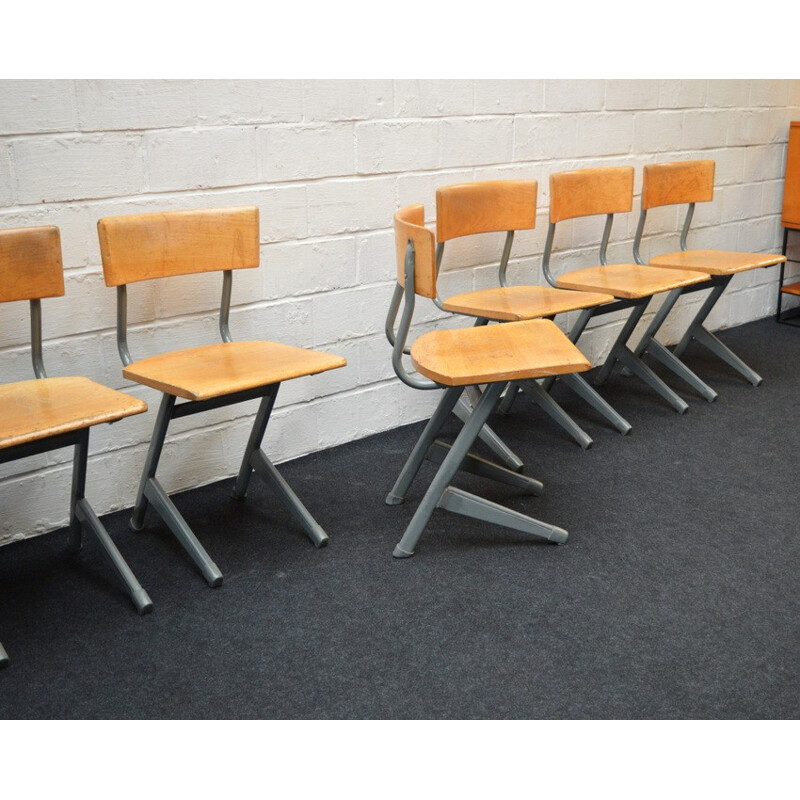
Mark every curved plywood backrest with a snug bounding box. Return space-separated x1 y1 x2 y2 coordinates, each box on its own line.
394 205 437 299
436 180 537 241
642 160 715 209
98 206 260 287
550 167 634 223
0 226 65 304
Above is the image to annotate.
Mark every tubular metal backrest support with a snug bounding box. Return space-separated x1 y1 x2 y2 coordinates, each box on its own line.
0 226 66 379
633 160 716 264
436 180 537 288
388 207 439 390
97 207 260 366
543 167 634 286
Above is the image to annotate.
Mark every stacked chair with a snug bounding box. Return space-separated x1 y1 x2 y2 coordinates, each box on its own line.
432 180 630 450
0 226 152 666
385 204 592 558
539 166 713 414
633 160 786 388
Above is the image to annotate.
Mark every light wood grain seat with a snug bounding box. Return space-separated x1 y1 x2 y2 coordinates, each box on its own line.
0 376 146 450
0 226 153 667
780 280 800 296
649 249 785 275
542 167 714 414
635 160 786 388
431 180 630 451
411 319 590 386
385 205 590 559
555 262 708 299
442 285 612 321
124 341 345 402
98 206 346 588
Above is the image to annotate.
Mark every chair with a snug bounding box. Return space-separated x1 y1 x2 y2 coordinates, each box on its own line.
433 180 630 450
634 160 787 385
386 205 592 558
0 226 152 665
541 167 712 414
97 207 346 587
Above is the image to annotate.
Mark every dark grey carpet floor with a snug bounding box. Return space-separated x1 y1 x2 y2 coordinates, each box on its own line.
1 317 799 719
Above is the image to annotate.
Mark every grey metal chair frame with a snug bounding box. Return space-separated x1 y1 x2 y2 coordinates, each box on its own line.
437 231 631 450
633 203 762 388
540 213 704 414
386 240 568 559
116 272 330 588
1 298 153 667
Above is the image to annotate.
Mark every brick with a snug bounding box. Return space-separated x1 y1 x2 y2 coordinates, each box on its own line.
515 114 578 161
727 110 781 147
575 113 634 157
682 110 732 150
749 80 790 107
634 111 684 153
259 123 354 182
544 80 605 112
707 80 749 108
304 80 393 121
196 80 302 124
145 127 258 193
473 80 544 115
441 117 513 167
394 80 473 117
658 80 707 109
606 80 660 110
262 236 357 298
0 80 78 135
307 176 396 235
356 119 440 174
13 133 144 203
76 80 196 131
0 145 15 206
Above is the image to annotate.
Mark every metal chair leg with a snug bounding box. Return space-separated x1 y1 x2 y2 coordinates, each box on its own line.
453 396 524 472
393 382 567 558
0 641 9 669
386 386 465 505
518 379 594 450
232 385 279 500
70 429 153 614
559 372 632 435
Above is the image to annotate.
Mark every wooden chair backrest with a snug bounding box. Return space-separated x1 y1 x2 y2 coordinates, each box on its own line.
97 206 260 287
394 205 437 299
0 226 64 304
642 160 715 210
550 167 634 223
436 180 537 241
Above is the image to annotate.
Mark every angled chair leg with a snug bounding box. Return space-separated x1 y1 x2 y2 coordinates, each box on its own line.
70 429 153 614
387 386 465 505
559 372 633 435
453 395 524 472
626 288 718 402
672 277 762 386
0 641 8 669
497 381 520 415
393 382 566 559
132 393 223 587
234 384 329 548
518 379 594 450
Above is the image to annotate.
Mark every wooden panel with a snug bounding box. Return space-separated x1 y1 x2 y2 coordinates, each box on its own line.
410 318 590 387
436 180 537 241
556 263 709 299
394 205 437 299
782 122 800 229
780 281 800 296
550 167 634 223
642 160 715 209
0 226 64 304
124 340 346 401
649 249 785 275
0 377 147 450
442 285 613 321
98 206 260 287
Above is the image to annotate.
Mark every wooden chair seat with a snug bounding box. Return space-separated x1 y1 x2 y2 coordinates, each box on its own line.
780 280 800 296
556 263 709 300
442 285 614 322
649 249 786 275
123 341 346 402
0 376 147 451
410 319 591 387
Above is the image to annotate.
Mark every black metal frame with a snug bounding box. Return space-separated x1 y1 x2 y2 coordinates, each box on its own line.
776 228 800 326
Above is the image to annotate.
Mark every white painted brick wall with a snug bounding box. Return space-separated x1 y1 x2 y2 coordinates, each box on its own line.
1 79 799 545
